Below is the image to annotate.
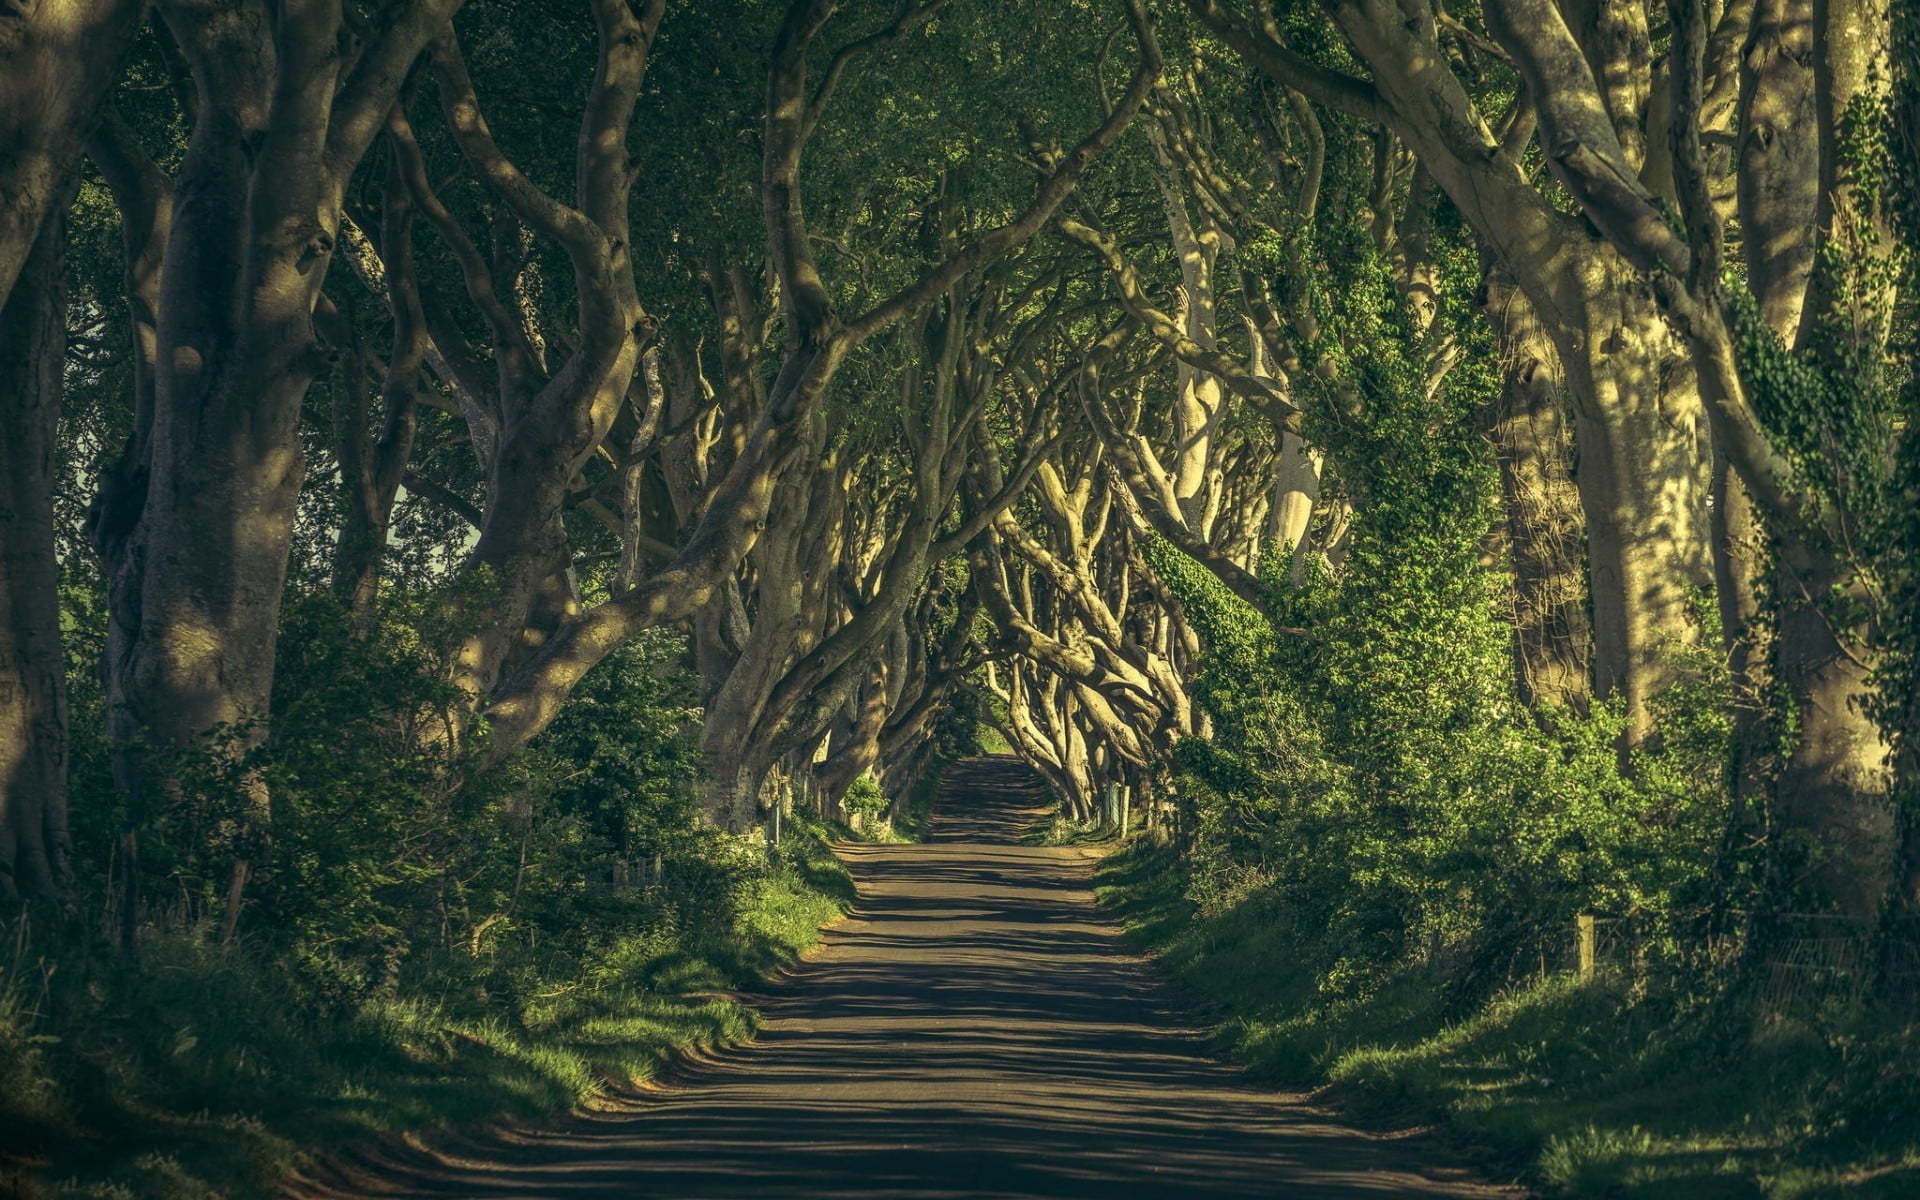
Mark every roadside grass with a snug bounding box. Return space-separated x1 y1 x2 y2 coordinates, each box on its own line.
1097 838 1920 1199
0 824 852 1200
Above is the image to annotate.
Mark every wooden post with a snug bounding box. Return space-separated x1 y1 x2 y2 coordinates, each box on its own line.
1120 785 1130 835
1577 913 1597 978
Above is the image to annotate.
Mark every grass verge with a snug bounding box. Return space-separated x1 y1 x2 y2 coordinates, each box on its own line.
1096 837 1920 1199
1 821 853 1200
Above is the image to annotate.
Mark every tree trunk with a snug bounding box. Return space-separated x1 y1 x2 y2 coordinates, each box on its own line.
816 658 891 811
0 200 72 904
1 1 142 903
1771 545 1895 918
1157 166 1227 537
1711 454 1771 833
1268 432 1320 585
1550 266 1714 739
1733 0 1892 920
1479 274 1593 714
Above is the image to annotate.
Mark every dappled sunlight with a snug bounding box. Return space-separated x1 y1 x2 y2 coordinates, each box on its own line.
285 760 1509 1200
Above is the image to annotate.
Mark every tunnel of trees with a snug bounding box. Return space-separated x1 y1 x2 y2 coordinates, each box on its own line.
1 0 1917 1193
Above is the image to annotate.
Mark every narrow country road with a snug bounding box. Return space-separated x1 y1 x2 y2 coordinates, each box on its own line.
288 758 1518 1199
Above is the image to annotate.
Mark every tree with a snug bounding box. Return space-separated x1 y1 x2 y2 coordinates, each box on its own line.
85 0 464 937
1185 0 1718 741
0 0 143 904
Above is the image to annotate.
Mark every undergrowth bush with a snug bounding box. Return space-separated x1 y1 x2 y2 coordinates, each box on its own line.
0 602 851 1198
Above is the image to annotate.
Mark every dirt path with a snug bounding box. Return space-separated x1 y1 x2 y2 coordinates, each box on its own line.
289 758 1518 1199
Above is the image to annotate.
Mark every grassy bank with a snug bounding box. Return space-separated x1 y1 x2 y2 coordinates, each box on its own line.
1 819 852 1199
1097 838 1920 1199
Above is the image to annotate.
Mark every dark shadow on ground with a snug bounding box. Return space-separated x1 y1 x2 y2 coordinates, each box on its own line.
284 756 1522 1200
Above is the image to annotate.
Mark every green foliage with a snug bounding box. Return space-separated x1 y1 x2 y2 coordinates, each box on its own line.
1099 840 1920 1198
4 596 851 1197
1148 218 1732 1007
842 775 889 825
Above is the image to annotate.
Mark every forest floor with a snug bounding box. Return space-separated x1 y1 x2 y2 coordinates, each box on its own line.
282 756 1518 1199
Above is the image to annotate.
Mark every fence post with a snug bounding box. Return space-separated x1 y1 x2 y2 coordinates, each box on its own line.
1577 913 1597 978
1120 785 1130 835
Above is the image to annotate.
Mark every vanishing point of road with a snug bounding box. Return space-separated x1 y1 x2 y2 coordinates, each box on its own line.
287 757 1518 1199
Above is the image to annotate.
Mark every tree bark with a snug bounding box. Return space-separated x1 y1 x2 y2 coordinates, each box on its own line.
0 199 72 904
1543 260 1714 739
1479 273 1594 714
1770 548 1894 917
0 0 143 310
83 0 460 940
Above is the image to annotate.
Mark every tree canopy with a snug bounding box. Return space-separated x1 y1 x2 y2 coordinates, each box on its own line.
0 0 1915 1191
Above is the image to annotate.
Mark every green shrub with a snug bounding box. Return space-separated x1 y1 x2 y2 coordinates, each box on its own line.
3 596 852 1198
842 776 889 831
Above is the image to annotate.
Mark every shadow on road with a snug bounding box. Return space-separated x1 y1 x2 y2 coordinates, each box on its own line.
285 756 1518 1199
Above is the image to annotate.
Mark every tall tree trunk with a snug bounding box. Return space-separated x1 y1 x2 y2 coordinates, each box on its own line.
1711 454 1770 833
1156 161 1227 537
1480 273 1594 714
0 200 72 904
815 658 891 810
0 1 141 903
1771 547 1893 917
1715 0 1814 887
1549 265 1714 739
1736 0 1894 919
1268 432 1320 585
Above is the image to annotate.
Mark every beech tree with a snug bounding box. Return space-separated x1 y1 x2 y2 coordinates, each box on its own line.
0 0 143 901
459 0 1165 767
1185 0 1719 741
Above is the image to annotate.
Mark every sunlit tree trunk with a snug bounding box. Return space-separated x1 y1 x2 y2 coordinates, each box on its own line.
1480 273 1593 714
1268 433 1321 585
